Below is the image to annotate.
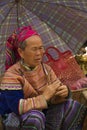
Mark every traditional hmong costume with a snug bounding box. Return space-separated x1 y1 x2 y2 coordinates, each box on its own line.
0 26 87 130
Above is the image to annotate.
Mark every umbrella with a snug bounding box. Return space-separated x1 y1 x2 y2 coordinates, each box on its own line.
0 0 87 75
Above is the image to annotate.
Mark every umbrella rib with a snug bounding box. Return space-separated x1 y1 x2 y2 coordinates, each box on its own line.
16 1 19 28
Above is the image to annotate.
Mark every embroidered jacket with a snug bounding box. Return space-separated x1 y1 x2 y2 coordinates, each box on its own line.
0 62 67 115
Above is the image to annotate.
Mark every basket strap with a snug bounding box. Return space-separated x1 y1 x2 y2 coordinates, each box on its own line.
43 52 56 62
45 46 62 56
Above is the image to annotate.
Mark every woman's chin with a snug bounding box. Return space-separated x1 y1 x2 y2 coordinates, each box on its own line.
30 62 41 67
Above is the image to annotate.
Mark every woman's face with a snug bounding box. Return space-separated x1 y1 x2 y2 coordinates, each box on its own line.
18 35 45 67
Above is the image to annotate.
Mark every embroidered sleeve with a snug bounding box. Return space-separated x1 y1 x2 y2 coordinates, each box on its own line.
0 72 23 90
19 95 48 114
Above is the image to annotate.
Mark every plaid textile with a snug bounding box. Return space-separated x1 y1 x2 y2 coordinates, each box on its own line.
21 110 45 130
4 110 45 130
3 100 87 130
1 0 87 75
3 113 20 127
45 99 87 130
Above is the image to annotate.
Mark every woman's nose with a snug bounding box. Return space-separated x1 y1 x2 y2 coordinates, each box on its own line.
36 50 41 55
36 49 44 55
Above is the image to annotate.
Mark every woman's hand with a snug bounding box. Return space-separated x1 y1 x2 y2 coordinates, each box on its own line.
42 80 60 102
50 85 69 104
55 85 68 98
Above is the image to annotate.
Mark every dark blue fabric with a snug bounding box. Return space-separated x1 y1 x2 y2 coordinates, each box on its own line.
0 90 24 115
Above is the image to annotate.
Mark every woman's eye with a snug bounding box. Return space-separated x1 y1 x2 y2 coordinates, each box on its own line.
32 47 44 51
40 47 44 50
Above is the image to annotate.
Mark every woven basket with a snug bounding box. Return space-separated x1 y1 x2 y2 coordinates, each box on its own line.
43 46 85 89
72 88 87 130
72 88 87 103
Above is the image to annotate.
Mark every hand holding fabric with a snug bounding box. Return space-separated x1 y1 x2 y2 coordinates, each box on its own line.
50 85 69 104
42 80 60 102
55 85 68 98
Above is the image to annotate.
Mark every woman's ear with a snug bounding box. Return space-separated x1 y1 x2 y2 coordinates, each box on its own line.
17 48 24 59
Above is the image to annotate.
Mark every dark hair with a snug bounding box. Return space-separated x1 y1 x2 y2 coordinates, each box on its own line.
18 40 27 50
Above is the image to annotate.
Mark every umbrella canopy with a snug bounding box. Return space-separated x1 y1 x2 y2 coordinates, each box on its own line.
0 0 87 75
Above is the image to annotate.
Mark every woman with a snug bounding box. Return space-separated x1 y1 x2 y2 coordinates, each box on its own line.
0 26 87 130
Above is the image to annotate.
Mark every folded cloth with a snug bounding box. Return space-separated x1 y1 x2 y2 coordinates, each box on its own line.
71 77 87 90
3 113 20 127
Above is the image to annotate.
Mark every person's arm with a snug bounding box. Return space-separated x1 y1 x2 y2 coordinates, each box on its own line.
19 95 48 114
45 64 70 98
44 64 70 104
19 79 61 114
0 72 48 115
1 77 61 115
0 89 47 115
3 90 24 115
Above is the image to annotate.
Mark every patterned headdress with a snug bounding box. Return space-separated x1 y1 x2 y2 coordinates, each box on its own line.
5 26 38 70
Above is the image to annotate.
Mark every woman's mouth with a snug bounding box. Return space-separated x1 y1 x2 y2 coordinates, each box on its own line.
35 58 42 62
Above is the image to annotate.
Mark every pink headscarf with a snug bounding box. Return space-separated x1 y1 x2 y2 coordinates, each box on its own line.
5 26 39 70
